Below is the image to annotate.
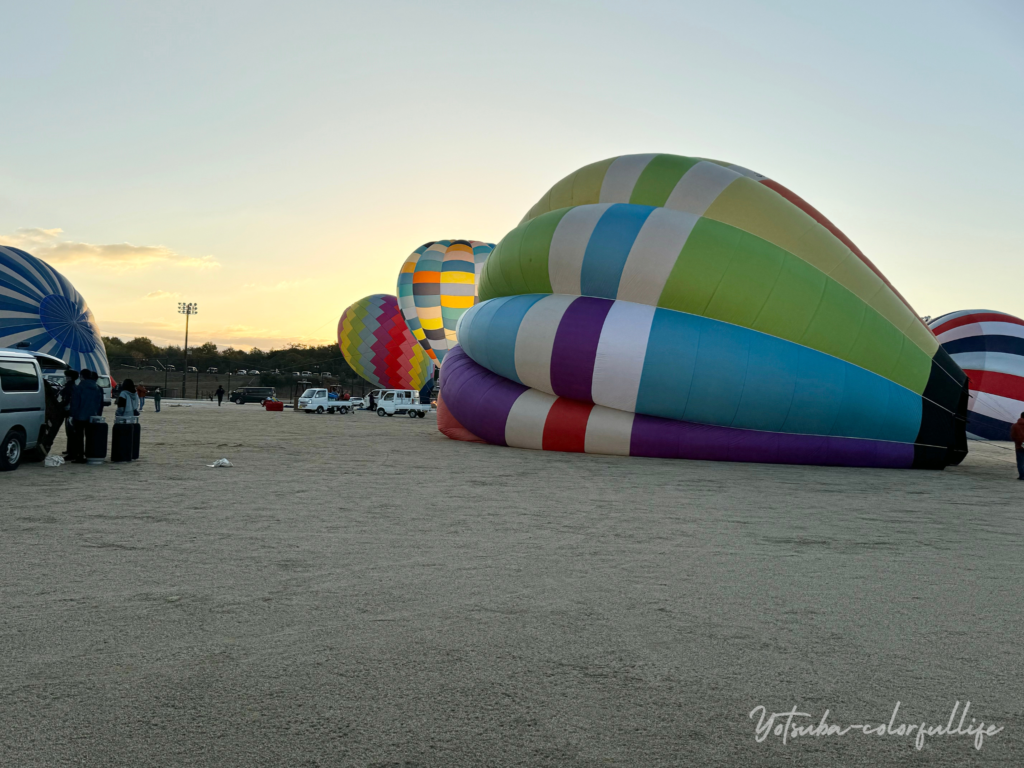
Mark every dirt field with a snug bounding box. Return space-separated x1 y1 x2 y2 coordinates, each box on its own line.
2 401 1021 767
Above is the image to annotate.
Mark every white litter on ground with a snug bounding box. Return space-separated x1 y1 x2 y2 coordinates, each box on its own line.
206 458 232 468
44 455 65 467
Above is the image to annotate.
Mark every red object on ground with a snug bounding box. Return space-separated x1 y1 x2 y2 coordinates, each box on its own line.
264 400 284 412
436 392 485 443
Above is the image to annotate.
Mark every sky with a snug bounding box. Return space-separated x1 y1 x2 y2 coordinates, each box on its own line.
2 0 1022 350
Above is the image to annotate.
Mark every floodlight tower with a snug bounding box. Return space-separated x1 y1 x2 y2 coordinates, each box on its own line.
178 302 198 397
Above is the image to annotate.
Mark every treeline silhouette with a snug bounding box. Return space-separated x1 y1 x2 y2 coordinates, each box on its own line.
103 336 368 392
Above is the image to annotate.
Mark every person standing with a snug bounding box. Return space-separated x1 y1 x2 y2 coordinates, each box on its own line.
152 387 162 412
136 382 148 411
69 369 104 463
115 379 141 419
1012 412 1024 480
216 385 225 406
60 369 79 456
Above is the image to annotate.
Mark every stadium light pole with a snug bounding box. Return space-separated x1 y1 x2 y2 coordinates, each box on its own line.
178 302 198 398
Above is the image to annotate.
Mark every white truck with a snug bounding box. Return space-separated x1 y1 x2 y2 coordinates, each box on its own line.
375 389 430 418
297 388 354 414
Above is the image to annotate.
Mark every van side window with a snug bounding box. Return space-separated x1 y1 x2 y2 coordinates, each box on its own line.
0 362 40 392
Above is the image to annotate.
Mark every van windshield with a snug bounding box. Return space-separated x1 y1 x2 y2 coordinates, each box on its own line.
301 388 316 398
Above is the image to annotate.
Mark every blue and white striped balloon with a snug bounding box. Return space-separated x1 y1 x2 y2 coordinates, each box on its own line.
0 245 110 373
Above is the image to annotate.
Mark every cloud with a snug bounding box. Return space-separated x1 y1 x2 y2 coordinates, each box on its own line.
144 290 181 300
0 228 219 271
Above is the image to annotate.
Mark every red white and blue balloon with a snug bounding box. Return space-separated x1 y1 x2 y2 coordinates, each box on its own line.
929 310 1024 440
0 245 110 373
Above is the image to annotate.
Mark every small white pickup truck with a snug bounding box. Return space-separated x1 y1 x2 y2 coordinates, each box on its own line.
298 388 354 414
375 389 430 418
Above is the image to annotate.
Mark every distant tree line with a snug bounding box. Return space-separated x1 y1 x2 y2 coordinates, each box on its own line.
102 336 370 393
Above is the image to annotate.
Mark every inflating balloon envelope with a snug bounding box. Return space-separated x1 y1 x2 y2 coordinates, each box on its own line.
0 245 110 374
397 239 494 367
338 293 433 391
439 153 969 469
929 310 1024 441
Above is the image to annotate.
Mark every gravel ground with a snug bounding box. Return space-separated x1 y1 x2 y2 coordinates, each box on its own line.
1 400 1021 767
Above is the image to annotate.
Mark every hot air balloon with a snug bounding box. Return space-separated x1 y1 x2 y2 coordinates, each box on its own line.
397 240 494 366
338 294 432 390
440 153 968 469
0 245 109 373
929 310 1024 441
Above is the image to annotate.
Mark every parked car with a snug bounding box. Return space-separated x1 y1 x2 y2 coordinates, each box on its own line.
207 367 218 374
187 366 198 372
347 396 364 409
321 372 332 377
301 371 311 376
236 369 247 375
229 386 276 405
96 374 115 406
248 369 260 375
1 349 46 470
166 365 176 371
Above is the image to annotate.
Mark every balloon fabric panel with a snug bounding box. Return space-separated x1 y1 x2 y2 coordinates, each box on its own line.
0 245 109 374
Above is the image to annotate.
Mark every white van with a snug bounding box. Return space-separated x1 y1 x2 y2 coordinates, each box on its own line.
96 373 114 406
0 349 47 471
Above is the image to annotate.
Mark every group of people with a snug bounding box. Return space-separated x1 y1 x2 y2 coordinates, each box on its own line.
58 371 162 463
59 369 104 464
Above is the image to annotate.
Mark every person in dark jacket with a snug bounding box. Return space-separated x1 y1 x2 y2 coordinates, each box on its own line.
69 369 104 463
60 369 79 456
215 385 225 406
1011 413 1024 480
